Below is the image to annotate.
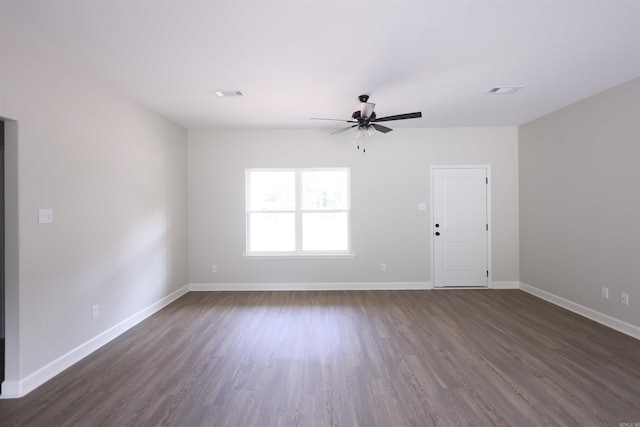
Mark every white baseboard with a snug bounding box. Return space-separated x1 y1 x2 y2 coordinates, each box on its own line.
520 282 640 341
491 281 520 289
0 285 189 399
189 282 433 291
0 380 20 398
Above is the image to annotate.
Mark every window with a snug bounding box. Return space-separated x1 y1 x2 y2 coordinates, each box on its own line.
246 168 350 255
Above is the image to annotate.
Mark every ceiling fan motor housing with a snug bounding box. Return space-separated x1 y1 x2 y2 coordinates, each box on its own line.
352 110 376 127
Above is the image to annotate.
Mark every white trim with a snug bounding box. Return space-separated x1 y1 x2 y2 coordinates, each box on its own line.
0 381 20 398
491 281 520 289
520 282 640 341
189 282 433 292
0 285 189 399
242 253 355 260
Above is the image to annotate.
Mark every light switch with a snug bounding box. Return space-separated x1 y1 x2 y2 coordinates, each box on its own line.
38 209 53 224
418 203 427 211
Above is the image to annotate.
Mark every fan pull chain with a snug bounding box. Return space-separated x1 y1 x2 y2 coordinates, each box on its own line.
356 140 367 153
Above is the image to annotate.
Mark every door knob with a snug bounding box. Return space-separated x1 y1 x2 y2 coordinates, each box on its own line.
435 223 440 228
435 231 440 236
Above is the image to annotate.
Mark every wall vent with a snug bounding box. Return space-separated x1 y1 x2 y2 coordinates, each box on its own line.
213 90 243 97
488 86 523 95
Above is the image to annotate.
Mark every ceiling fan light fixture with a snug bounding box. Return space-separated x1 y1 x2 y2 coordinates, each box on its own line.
488 86 524 95
355 125 375 139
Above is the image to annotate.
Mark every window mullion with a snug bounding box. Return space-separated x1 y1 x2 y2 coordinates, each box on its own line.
295 170 303 252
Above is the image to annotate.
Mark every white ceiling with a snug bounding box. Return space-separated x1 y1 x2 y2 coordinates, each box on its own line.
2 1 639 130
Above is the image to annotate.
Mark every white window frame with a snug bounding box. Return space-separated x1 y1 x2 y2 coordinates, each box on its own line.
245 168 353 258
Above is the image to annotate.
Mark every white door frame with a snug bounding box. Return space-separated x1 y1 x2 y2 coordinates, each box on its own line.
430 165 492 288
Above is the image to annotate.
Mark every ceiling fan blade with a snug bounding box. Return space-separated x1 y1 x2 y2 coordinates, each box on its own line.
372 112 422 123
360 102 375 119
310 118 358 123
371 124 393 133
330 125 358 135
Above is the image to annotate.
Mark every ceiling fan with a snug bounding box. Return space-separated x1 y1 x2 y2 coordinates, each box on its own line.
311 95 422 140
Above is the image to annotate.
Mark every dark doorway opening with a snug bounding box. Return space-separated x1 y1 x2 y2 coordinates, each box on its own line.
1 120 5 383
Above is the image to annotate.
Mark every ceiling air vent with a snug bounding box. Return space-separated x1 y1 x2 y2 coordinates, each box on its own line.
488 86 524 95
213 90 243 97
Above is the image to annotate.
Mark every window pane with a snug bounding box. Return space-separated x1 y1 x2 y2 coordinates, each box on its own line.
302 212 348 251
302 170 348 210
249 213 295 252
249 171 295 211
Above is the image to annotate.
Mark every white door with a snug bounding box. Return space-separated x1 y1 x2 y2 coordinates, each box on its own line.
433 167 488 287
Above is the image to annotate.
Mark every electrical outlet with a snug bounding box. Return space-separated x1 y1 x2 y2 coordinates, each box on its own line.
601 287 609 299
211 265 218 273
380 263 386 272
620 292 629 306
91 305 99 319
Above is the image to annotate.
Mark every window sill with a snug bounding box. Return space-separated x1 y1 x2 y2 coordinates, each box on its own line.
243 253 356 260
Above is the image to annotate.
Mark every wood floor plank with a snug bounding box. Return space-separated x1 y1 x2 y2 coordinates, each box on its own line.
1 290 639 426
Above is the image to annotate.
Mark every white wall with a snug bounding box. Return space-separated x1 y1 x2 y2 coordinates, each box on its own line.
519 77 640 329
188 127 519 286
0 30 188 394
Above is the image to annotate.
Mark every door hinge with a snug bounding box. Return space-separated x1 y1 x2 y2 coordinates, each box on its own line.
486 224 488 231
486 270 489 277
486 177 488 184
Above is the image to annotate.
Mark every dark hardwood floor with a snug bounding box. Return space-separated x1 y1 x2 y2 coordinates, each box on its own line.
1 290 639 426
